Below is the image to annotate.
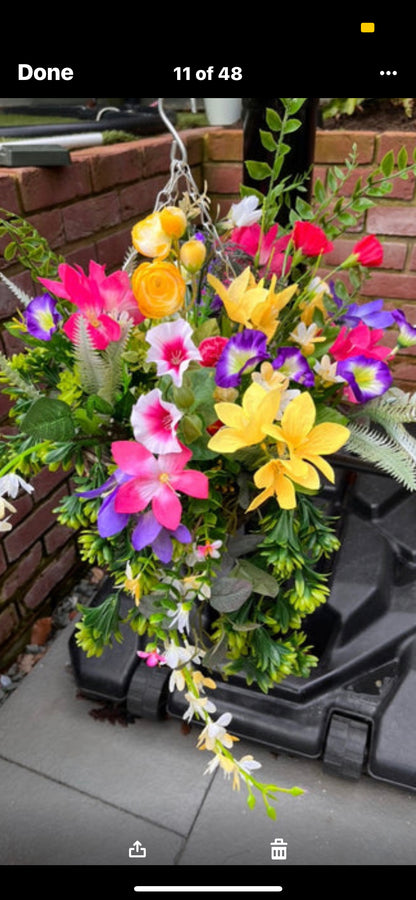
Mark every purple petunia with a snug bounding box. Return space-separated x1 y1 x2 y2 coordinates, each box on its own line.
392 309 416 347
215 329 270 388
24 293 62 341
272 347 314 387
336 355 393 403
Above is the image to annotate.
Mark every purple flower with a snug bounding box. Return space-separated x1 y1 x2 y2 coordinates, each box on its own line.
78 471 131 538
342 299 396 329
336 355 393 402
272 347 314 387
392 309 416 347
24 293 62 340
215 329 270 388
131 508 191 563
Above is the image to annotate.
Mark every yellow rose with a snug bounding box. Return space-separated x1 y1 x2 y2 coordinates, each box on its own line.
180 239 207 273
132 261 186 318
159 206 187 239
131 212 171 259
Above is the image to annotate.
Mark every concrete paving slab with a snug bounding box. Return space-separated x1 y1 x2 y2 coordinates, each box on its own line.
178 747 416 866
0 759 183 866
0 624 214 835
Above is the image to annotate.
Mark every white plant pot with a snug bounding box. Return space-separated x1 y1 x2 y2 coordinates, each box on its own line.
203 98 242 126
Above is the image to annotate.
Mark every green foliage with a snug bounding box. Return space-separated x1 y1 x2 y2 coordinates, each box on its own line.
0 208 64 282
243 99 309 233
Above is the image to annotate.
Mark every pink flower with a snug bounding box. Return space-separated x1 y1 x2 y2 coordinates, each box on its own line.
329 322 391 362
112 441 209 531
231 223 291 276
39 261 144 350
291 221 334 256
130 388 183 454
199 336 229 367
352 234 383 267
137 649 166 667
146 319 201 387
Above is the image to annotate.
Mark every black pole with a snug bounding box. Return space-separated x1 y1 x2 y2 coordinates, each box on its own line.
242 98 319 227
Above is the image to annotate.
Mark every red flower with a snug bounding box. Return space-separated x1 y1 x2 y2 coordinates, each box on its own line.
291 221 334 256
199 336 229 367
352 234 383 267
206 419 223 436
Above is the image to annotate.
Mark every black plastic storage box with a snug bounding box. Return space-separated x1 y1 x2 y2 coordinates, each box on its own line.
68 461 416 792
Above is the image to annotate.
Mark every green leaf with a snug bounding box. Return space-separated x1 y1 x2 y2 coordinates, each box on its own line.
21 397 75 441
259 129 277 152
3 241 17 261
295 197 313 219
287 98 307 114
265 107 282 132
314 178 326 204
245 160 272 180
209 576 252 613
380 150 394 177
233 559 280 598
282 118 302 134
398 146 408 170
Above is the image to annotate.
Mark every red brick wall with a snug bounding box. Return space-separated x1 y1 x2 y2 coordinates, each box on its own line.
1 124 416 665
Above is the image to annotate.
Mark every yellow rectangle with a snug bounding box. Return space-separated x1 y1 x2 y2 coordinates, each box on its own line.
361 22 375 32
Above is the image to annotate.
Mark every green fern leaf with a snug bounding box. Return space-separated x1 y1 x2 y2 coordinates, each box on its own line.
345 423 416 491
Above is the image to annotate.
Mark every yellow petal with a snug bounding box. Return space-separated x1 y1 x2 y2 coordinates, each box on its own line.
214 401 245 430
281 391 316 444
298 422 350 455
207 428 248 453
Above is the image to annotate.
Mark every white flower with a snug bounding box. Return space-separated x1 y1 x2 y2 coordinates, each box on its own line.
0 497 17 531
238 754 262 775
186 540 223 566
197 711 235 751
227 196 262 228
166 602 191 634
314 354 346 385
0 473 33 498
183 692 217 724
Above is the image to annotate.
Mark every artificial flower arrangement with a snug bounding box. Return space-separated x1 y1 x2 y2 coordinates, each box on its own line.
2 98 416 817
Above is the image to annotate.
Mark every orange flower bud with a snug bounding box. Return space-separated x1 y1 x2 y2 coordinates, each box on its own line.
180 239 206 273
131 260 186 319
159 206 187 239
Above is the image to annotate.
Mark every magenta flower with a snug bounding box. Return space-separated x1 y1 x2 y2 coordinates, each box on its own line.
215 329 270 388
24 293 62 340
231 223 291 277
329 323 391 363
39 260 144 350
137 649 166 667
112 441 209 531
130 389 183 454
146 319 201 387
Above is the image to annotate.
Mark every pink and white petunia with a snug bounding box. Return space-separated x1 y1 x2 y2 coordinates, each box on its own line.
112 441 209 531
130 388 183 454
145 319 202 387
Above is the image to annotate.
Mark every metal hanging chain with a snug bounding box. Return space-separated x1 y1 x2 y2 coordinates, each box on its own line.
123 99 230 274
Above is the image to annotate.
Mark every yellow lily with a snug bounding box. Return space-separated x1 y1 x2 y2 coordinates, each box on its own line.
264 391 350 485
207 382 283 453
250 281 298 342
207 268 297 342
246 456 314 511
207 267 266 328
